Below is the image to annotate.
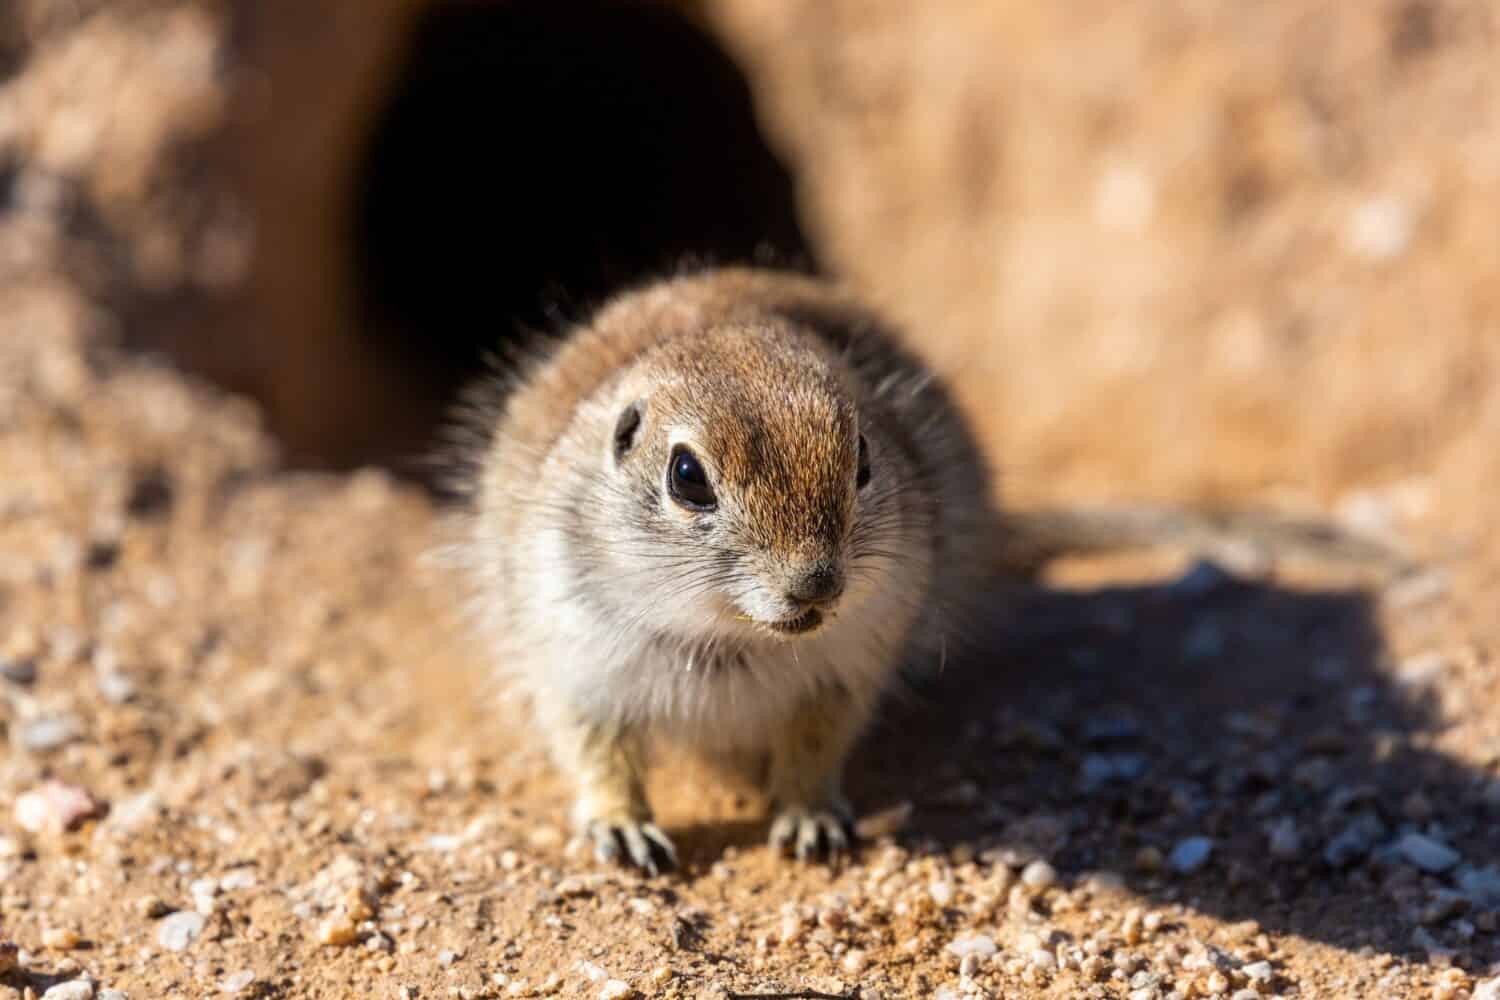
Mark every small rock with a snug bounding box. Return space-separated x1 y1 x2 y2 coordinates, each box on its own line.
1081 753 1148 789
18 714 80 753
0 656 37 685
947 934 997 959
1346 195 1415 261
158 910 207 952
316 915 359 946
1324 813 1385 867
959 953 982 978
1457 865 1500 907
649 967 674 986
1473 976 1500 1000
219 869 258 892
598 981 634 1000
96 671 137 705
1021 859 1057 888
14 781 104 834
1170 559 1236 598
840 949 867 975
42 927 81 950
1168 837 1213 874
221 971 257 994
928 880 955 906
437 949 458 967
1029 948 1057 971
1396 832 1461 874
98 993 128 1000
107 792 162 833
1266 818 1302 861
42 982 94 1000
1242 960 1274 983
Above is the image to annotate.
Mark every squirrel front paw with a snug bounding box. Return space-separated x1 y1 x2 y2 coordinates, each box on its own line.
583 813 677 875
768 798 855 862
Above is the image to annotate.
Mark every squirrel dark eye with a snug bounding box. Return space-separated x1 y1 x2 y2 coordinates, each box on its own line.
613 402 642 461
856 434 871 490
668 446 716 510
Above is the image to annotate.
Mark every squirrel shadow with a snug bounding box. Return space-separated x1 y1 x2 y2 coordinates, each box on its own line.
844 568 1498 962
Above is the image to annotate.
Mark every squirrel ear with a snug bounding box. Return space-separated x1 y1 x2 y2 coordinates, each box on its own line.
612 401 643 461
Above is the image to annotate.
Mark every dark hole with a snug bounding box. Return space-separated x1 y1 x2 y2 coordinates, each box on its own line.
352 0 814 416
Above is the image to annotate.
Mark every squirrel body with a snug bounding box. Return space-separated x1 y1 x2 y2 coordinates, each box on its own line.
458 267 993 868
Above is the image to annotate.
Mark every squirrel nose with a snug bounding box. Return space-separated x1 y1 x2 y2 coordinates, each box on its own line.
787 564 845 607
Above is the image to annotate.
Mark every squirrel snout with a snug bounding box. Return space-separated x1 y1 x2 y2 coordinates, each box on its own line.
786 563 845 607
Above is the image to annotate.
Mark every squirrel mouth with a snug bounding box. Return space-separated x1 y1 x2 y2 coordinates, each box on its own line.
765 607 824 635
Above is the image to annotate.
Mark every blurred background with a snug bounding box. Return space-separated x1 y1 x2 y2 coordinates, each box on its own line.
5 0 1497 529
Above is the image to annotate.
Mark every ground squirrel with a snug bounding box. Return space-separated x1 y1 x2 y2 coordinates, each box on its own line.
449 266 1410 873
452 267 993 871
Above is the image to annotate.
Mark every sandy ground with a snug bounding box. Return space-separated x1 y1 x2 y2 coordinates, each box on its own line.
3 2 1500 999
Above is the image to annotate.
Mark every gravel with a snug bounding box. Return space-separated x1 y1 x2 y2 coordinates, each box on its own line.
42 982 95 1000
947 934 998 959
221 971 257 994
1168 837 1213 874
18 714 81 753
1324 814 1386 867
0 656 38 685
1395 832 1461 874
1020 859 1057 889
157 910 207 952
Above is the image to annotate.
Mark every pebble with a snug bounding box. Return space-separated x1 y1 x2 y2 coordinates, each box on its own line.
1346 195 1414 261
1170 559 1236 598
1396 832 1461 874
18 714 81 752
1266 818 1302 861
316 915 359 946
959 953 982 978
1021 859 1057 889
1081 753 1148 789
158 910 207 951
96 671 137 704
99 993 128 1000
221 971 257 994
0 656 37 685
1168 837 1213 874
1324 814 1385 867
42 927 81 950
598 981 634 1000
1473 977 1500 1000
928 880 955 906
14 781 104 834
841 949 868 975
1243 960 1274 983
947 934 997 959
1457 865 1500 907
42 983 94 1000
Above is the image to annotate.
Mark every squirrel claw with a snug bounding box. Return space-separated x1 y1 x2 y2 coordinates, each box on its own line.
768 806 855 863
586 817 677 875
